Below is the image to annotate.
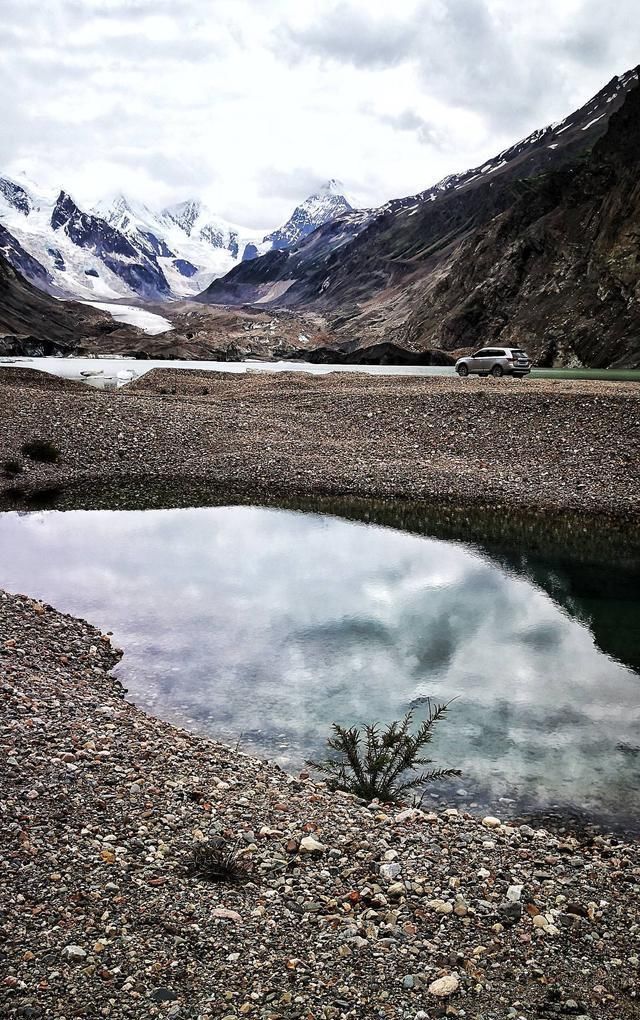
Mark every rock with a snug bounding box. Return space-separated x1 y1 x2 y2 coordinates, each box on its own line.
532 913 547 927
150 988 178 1002
428 898 453 914
387 882 405 898
454 894 469 917
481 816 501 828
499 900 523 924
507 884 524 902
61 945 87 962
395 808 422 823
380 862 402 883
300 835 325 853
428 974 459 997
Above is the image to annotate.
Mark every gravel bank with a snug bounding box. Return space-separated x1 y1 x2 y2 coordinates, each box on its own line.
1 591 639 1020
0 367 639 519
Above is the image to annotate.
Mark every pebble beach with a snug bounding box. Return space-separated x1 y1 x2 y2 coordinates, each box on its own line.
1 367 639 519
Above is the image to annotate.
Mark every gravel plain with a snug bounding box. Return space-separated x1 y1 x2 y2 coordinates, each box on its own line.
1 592 639 1020
0 366 639 519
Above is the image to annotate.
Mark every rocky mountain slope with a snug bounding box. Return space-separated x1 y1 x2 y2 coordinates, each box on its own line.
200 67 640 368
0 175 354 303
0 249 112 354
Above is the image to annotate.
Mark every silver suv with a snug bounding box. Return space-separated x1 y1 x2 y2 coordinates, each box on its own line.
455 347 531 378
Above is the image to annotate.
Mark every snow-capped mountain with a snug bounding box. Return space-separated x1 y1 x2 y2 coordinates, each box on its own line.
51 191 170 299
0 174 356 303
0 174 156 301
242 179 353 261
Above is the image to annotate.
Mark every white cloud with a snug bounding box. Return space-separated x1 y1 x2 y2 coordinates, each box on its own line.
1 0 638 226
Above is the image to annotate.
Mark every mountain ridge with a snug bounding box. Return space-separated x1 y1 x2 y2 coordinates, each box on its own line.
0 175 355 303
198 65 640 367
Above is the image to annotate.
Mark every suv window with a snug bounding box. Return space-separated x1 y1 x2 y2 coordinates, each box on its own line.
486 349 506 357
472 349 490 357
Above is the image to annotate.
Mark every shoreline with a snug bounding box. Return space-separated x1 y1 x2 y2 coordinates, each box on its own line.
1 366 640 522
1 589 639 1019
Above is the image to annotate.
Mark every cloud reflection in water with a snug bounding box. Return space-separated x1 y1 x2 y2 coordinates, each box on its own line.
0 505 638 826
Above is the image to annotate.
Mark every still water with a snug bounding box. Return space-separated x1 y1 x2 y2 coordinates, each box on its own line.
2 356 639 389
1 503 638 830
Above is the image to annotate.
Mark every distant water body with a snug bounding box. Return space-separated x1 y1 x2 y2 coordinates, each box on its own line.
1 355 638 389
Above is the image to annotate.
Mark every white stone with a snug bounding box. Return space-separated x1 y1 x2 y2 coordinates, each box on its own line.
507 884 524 902
454 895 469 917
481 816 501 828
395 808 422 823
62 945 87 962
299 835 325 853
428 974 459 997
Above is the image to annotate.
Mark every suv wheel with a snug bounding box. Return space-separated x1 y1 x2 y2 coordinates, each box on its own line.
457 364 469 377
491 365 503 377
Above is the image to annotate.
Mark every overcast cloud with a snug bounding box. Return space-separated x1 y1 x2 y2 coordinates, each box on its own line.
1 0 638 227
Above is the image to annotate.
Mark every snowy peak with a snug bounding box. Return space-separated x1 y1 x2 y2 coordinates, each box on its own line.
95 193 157 233
162 199 203 236
259 180 353 254
320 178 345 195
0 170 358 301
48 192 171 299
93 194 176 260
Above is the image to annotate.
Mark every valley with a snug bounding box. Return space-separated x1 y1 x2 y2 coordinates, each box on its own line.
2 68 639 369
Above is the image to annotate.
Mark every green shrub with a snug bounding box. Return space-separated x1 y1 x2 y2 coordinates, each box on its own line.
21 439 61 463
308 703 461 803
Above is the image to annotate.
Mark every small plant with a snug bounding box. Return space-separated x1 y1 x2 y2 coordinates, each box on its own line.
2 459 23 476
187 838 248 883
21 439 61 463
308 703 461 803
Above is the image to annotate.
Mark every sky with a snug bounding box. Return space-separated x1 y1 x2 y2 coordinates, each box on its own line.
1 0 639 228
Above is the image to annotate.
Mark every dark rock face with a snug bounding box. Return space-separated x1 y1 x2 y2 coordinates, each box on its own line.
242 243 260 262
0 224 51 288
84 268 99 277
173 259 199 278
0 176 31 215
289 341 456 366
47 247 65 272
51 192 170 299
138 230 174 259
0 333 69 357
199 67 640 368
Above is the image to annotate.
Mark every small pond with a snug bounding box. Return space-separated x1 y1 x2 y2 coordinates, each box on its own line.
1 498 638 832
